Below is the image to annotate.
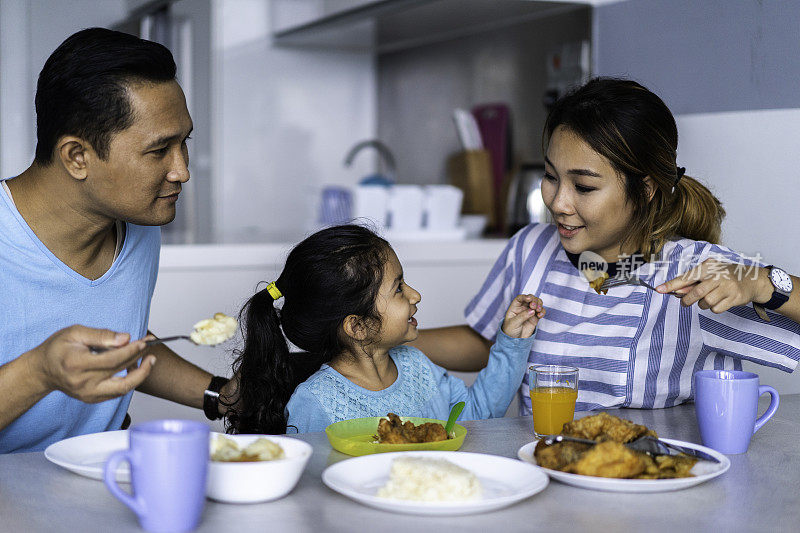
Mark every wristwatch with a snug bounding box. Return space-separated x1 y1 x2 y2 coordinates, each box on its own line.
203 376 228 421
762 266 793 309
753 266 793 321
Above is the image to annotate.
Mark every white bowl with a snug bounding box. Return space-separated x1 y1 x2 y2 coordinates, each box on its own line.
206 433 312 503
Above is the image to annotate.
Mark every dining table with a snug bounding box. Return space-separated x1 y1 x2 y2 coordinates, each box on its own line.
1 395 798 533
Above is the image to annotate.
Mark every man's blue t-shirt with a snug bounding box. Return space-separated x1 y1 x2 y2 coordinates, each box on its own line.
0 181 160 453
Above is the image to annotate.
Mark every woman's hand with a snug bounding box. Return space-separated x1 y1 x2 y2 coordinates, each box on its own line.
502 294 546 338
656 258 773 314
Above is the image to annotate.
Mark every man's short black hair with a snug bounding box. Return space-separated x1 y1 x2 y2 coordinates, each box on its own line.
34 27 177 164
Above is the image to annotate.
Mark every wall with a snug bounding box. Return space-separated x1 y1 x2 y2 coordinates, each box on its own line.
0 0 128 179
377 5 591 185
595 0 800 393
595 0 800 115
211 0 377 244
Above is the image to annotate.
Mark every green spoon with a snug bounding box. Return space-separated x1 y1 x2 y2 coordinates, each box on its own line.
444 401 465 439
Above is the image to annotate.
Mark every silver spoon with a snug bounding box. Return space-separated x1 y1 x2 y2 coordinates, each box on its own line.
89 335 200 353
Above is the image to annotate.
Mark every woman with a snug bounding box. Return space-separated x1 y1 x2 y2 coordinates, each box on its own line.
416 77 800 413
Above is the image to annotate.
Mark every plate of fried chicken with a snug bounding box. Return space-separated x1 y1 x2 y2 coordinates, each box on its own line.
517 413 729 492
325 413 466 456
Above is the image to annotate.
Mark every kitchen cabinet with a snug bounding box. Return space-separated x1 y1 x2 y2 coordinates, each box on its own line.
271 0 590 53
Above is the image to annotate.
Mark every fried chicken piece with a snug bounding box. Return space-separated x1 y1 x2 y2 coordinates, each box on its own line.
377 413 447 444
533 440 591 471
562 412 657 443
650 454 698 478
565 441 650 478
410 420 448 443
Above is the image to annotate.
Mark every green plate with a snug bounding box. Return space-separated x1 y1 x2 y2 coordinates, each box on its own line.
325 416 467 456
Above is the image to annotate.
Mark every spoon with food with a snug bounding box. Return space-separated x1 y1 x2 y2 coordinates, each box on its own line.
90 312 238 352
187 313 238 346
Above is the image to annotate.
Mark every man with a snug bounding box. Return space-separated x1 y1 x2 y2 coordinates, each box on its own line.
0 28 230 453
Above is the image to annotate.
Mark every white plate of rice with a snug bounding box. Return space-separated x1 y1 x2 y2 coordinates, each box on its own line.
321 451 548 516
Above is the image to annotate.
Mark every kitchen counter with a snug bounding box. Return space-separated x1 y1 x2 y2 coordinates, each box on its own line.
158 238 507 269
3 396 798 532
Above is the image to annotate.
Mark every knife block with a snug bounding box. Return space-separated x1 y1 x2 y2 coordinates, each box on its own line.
447 149 495 229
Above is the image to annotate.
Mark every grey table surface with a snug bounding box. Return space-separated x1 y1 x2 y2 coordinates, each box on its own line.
1 396 797 533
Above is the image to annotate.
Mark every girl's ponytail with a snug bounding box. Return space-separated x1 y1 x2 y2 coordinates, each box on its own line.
226 286 293 434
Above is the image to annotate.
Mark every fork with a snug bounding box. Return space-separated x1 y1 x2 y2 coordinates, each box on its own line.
89 335 196 353
599 274 682 296
624 435 719 463
543 434 719 463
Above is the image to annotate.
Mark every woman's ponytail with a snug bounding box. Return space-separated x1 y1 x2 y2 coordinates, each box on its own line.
226 286 293 434
671 174 725 245
638 173 726 258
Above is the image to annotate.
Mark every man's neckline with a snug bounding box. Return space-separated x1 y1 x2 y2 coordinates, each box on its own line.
2 178 125 263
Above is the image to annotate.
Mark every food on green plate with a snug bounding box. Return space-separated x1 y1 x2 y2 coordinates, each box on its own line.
376 413 448 444
377 456 482 502
210 435 284 462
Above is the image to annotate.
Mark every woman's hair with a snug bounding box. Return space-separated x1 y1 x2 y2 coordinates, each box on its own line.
225 224 392 434
543 77 725 259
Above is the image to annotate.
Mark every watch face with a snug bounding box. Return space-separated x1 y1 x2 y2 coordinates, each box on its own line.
770 268 793 293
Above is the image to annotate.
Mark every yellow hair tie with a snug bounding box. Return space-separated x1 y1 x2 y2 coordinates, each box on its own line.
266 282 282 300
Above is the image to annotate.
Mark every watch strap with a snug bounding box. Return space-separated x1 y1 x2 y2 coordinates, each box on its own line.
203 376 228 421
763 291 790 310
752 303 771 322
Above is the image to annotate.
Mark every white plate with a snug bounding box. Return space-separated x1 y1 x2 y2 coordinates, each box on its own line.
517 438 730 493
322 450 548 516
45 430 130 482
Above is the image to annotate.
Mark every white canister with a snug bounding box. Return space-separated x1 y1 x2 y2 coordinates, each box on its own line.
424 185 464 231
352 185 390 228
387 185 424 231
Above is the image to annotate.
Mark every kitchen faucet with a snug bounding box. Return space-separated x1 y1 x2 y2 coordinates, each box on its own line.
343 139 397 184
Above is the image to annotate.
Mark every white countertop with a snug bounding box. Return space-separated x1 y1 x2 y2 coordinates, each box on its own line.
4 396 798 533
160 238 508 269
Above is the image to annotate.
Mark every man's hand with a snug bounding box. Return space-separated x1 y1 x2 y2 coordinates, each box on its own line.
30 325 156 403
502 294 546 339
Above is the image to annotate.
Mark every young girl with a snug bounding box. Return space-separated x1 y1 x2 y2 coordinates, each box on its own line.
225 224 544 434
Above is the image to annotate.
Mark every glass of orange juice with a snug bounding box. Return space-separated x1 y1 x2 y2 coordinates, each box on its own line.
529 365 579 437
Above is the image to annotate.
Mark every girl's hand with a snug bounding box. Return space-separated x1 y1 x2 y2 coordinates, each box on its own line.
656 258 772 314
502 294 545 339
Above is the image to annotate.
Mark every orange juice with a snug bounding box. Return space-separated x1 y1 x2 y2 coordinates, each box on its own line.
530 386 578 435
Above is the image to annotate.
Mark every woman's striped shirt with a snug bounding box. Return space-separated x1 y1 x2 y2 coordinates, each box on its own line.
465 223 800 413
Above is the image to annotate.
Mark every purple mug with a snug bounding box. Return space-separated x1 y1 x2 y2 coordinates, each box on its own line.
694 370 779 454
104 420 209 532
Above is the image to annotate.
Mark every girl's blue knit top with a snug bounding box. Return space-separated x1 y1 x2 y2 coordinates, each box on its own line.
285 330 535 433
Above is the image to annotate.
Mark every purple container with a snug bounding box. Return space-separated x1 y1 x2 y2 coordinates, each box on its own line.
694 370 779 454
104 419 209 532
